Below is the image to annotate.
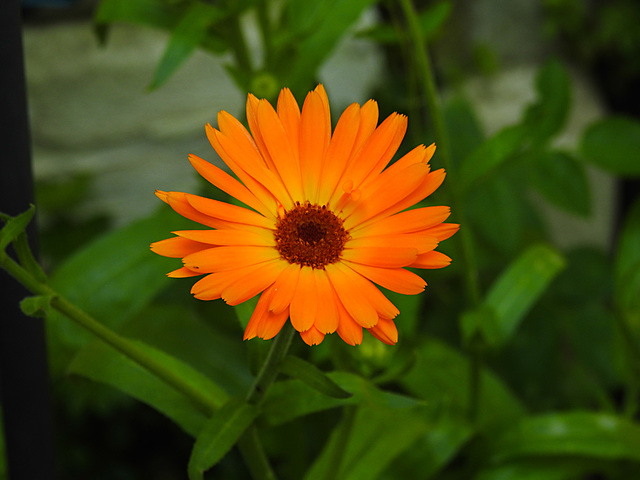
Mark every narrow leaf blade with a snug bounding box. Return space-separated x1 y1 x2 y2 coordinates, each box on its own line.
484 244 566 347
188 398 259 480
580 116 640 177
279 355 352 399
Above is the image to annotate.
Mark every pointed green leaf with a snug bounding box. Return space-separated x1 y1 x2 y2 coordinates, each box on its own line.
523 60 571 144
306 405 432 480
188 398 259 480
20 295 56 319
0 206 35 253
68 339 229 437
614 198 640 319
279 355 352 399
356 1 451 44
484 244 565 347
460 304 501 347
488 412 640 463
528 150 591 217
400 337 525 428
95 0 179 31
580 116 640 177
261 372 420 426
149 3 228 90
459 125 527 192
47 208 192 359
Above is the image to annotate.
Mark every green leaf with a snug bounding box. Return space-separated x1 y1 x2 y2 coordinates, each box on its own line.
0 206 35 253
476 459 600 480
149 2 228 89
94 0 179 35
306 405 433 480
400 337 526 428
580 116 640 177
356 1 451 44
484 244 566 347
488 412 640 463
523 60 571 145
460 304 501 347
68 338 229 437
188 398 259 480
459 125 527 192
20 295 56 319
614 198 640 319
528 150 591 217
443 95 485 167
279 355 352 399
279 0 379 92
261 372 420 426
47 208 192 359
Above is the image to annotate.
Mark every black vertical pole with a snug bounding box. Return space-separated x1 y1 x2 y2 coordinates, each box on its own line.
0 1 57 479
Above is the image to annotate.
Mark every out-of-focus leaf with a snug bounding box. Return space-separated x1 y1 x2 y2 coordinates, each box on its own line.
279 355 352 399
356 1 451 44
466 176 528 253
523 60 571 145
580 116 640 177
488 412 640 463
306 405 435 480
458 125 526 192
68 338 229 437
126 303 253 397
47 208 192 357
460 304 501 346
149 2 228 90
188 398 258 480
476 459 600 480
443 96 485 167
261 372 420 426
95 0 179 31
20 295 55 319
0 206 34 253
528 150 591 216
279 0 379 92
400 337 525 428
484 244 565 347
614 198 640 319
388 409 474 479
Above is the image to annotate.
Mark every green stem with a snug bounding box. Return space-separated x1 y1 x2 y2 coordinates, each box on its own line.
397 0 480 306
246 322 296 405
397 0 483 422
228 14 253 75
613 310 640 418
322 406 357 478
0 252 219 416
257 0 273 70
2 248 290 480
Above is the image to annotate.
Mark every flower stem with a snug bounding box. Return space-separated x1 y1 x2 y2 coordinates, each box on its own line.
0 251 218 417
397 0 483 422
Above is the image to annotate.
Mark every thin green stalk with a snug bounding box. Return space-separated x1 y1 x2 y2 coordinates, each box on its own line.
228 14 253 75
613 310 640 418
322 406 357 479
257 0 273 70
246 322 296 405
0 251 217 417
397 0 483 423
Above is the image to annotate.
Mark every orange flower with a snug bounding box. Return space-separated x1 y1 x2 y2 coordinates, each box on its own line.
151 85 457 346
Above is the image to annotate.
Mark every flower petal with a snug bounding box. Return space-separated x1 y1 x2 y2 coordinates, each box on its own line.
183 246 280 272
352 206 451 237
167 266 202 278
185 193 274 229
345 234 438 255
410 251 452 269
313 269 339 334
300 326 325 346
188 153 273 217
269 263 301 314
174 229 275 247
343 261 426 295
300 88 330 201
341 246 418 268
367 317 398 345
151 236 210 258
335 299 363 346
289 266 317 332
221 259 285 305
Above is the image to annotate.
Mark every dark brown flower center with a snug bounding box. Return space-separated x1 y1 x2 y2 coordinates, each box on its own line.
274 202 349 269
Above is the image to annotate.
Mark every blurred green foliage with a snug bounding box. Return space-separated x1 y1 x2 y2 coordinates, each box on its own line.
4 0 640 479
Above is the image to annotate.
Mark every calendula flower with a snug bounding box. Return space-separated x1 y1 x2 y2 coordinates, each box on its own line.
151 85 457 346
